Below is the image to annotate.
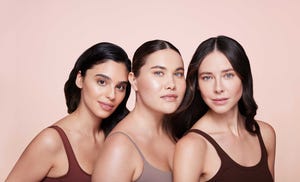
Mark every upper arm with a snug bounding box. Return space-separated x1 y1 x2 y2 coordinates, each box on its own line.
6 128 62 182
92 133 141 182
173 133 207 182
258 121 276 177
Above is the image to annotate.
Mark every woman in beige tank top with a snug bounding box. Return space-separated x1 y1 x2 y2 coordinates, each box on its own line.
92 40 186 182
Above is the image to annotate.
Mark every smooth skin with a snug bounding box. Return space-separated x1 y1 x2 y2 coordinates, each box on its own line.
92 49 186 182
173 51 276 182
6 61 129 182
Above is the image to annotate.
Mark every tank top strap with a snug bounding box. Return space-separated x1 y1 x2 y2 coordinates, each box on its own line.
188 129 228 159
108 131 146 161
48 125 79 172
255 124 268 159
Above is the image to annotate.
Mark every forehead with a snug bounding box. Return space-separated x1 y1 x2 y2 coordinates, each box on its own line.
143 49 183 68
199 51 233 72
87 60 128 80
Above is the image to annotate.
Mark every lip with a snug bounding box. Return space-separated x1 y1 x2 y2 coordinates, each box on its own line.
160 94 178 102
212 98 228 105
98 101 114 111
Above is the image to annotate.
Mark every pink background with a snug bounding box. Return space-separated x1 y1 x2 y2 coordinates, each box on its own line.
1 0 299 181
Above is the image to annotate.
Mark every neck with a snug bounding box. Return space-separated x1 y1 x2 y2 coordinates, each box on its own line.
129 104 165 136
70 106 103 136
206 107 244 136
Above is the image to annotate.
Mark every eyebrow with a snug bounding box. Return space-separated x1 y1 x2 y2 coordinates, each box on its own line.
199 68 234 75
95 74 111 80
95 74 128 84
150 65 184 71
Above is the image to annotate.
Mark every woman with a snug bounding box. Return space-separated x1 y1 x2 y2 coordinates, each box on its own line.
92 40 186 182
172 36 276 182
6 42 131 182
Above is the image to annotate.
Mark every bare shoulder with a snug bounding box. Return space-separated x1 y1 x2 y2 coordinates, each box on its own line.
5 127 64 181
256 120 276 151
257 120 276 141
92 131 141 181
175 131 208 159
103 131 139 156
174 130 208 181
30 127 64 153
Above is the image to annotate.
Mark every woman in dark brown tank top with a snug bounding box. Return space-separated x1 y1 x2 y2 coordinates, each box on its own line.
170 36 276 182
6 42 131 182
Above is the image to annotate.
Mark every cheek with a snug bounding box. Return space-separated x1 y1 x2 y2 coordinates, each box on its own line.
198 82 211 98
138 78 162 92
177 80 186 95
230 81 243 97
115 92 126 104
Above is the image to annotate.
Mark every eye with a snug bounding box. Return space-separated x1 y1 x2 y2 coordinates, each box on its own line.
174 71 184 78
97 79 106 86
224 72 234 79
201 75 213 81
154 71 164 77
116 83 127 92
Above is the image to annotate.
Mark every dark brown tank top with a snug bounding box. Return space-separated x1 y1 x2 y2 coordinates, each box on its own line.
42 125 91 182
189 127 273 182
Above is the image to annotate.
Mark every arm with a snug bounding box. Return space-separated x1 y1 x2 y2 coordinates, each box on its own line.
258 121 276 178
92 133 142 182
6 128 62 182
173 133 207 182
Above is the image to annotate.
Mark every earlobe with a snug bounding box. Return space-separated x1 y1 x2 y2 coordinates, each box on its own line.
128 72 138 91
75 71 83 89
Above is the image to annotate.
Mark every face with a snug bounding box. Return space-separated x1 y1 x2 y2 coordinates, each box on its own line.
198 51 243 114
131 49 186 115
76 60 129 119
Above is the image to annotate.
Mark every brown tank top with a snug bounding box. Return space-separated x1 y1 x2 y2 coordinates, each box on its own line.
189 127 273 182
109 132 173 182
42 125 91 182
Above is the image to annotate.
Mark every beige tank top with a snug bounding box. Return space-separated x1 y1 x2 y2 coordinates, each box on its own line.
110 132 172 182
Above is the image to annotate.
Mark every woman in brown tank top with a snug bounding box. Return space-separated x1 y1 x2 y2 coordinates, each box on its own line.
170 36 276 182
6 42 131 182
92 40 186 182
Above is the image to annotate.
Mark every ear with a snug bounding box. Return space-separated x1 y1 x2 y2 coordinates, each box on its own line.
128 72 138 91
75 71 83 89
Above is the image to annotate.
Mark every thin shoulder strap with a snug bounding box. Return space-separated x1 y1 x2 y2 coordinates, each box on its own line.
108 131 145 161
255 124 268 159
49 125 79 172
188 129 227 158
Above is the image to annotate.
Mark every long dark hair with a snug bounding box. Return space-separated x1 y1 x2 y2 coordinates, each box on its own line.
132 39 182 138
170 35 258 140
64 42 131 136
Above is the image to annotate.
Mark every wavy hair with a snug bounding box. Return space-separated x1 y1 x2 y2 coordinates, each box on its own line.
64 42 131 136
170 35 258 140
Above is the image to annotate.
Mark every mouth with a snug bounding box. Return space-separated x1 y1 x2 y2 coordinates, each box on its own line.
160 94 178 102
98 101 114 111
212 98 228 105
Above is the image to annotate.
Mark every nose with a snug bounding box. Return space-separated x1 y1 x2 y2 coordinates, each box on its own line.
214 78 224 94
165 75 176 90
106 85 116 100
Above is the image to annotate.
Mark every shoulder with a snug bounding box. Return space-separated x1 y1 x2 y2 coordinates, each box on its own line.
92 131 142 181
104 132 139 155
257 120 276 141
174 130 209 181
28 127 64 154
256 120 276 150
175 130 209 161
5 126 65 181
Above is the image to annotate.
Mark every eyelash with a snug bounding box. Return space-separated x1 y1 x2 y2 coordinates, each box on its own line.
175 72 184 77
116 84 127 92
97 79 106 86
224 72 234 79
154 71 164 76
